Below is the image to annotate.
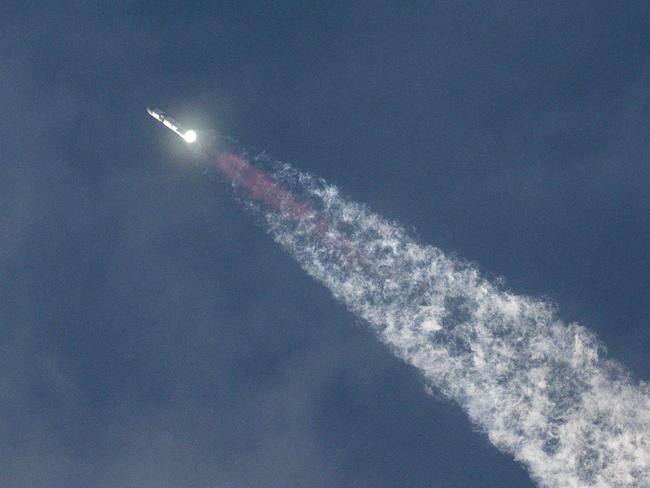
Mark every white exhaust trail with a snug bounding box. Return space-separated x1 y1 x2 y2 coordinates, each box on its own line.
253 161 649 488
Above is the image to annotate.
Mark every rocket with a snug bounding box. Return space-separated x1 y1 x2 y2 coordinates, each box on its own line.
147 108 197 143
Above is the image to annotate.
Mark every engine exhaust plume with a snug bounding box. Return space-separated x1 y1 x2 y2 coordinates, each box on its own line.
209 147 649 487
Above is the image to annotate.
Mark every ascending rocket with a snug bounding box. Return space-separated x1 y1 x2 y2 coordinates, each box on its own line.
147 108 197 143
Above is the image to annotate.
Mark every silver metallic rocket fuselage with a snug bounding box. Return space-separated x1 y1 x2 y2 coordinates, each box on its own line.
147 108 197 143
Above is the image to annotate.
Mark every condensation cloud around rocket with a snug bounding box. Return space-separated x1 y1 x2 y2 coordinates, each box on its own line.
212 149 649 488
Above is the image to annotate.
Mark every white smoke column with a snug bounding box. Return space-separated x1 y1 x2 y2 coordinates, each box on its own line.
248 159 650 488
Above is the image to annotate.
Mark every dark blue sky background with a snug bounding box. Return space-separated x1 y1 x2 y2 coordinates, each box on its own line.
1 2 648 486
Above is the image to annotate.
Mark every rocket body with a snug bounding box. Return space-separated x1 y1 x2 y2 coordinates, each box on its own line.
147 108 197 143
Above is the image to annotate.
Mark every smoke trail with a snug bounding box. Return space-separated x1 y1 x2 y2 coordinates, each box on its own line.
213 151 650 487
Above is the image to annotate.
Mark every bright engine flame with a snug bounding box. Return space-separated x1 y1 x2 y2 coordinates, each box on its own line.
184 130 197 143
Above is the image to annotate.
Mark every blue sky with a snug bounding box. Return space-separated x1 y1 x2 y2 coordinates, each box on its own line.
1 2 648 486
